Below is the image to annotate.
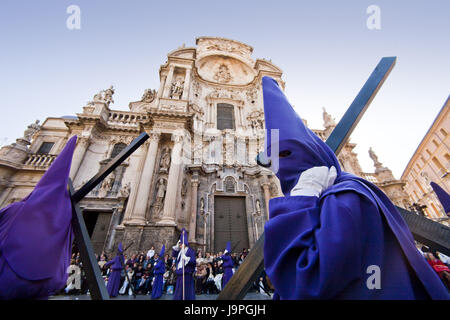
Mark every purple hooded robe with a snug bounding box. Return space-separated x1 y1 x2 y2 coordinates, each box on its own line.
262 76 449 300
0 136 77 299
172 228 196 300
105 242 124 297
221 241 233 289
151 245 165 299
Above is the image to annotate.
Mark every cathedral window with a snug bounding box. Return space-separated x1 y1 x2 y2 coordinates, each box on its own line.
225 177 235 193
111 143 127 158
217 103 235 130
37 142 54 154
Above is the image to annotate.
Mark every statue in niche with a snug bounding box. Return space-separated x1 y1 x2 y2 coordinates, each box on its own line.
255 199 261 215
200 198 204 213
213 64 232 83
181 178 187 197
98 170 116 198
159 148 171 172
170 76 184 99
119 182 130 198
23 120 41 142
155 178 167 205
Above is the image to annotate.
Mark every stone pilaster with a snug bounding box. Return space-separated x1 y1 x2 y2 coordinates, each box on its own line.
188 179 199 243
261 182 271 220
127 132 160 225
181 68 191 100
163 66 175 98
158 133 184 225
69 137 91 180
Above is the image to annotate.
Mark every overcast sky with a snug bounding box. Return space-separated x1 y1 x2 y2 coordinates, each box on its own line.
0 0 448 178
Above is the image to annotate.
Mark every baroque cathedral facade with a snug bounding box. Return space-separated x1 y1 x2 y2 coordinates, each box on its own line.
0 37 410 255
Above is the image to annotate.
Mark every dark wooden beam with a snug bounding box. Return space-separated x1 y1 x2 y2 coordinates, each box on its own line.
69 132 149 300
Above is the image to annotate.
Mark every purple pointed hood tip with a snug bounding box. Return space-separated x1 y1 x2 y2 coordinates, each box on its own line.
1 136 77 281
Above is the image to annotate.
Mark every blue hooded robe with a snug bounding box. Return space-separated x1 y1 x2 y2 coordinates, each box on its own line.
221 241 234 289
262 76 449 300
0 136 77 300
105 242 124 298
151 245 166 299
172 228 196 300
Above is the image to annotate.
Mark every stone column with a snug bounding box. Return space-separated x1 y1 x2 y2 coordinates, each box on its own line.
69 137 91 180
261 183 271 221
188 179 199 243
163 66 175 98
128 132 160 225
181 68 191 100
157 74 167 99
158 134 184 225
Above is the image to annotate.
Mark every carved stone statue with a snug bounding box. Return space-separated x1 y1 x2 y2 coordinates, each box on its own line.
98 170 116 197
119 182 130 198
181 178 187 197
156 178 167 204
23 120 41 142
369 147 382 168
255 199 261 215
141 89 156 103
159 148 171 171
213 64 232 83
170 76 184 99
103 85 115 105
92 85 115 106
322 107 336 128
200 198 204 212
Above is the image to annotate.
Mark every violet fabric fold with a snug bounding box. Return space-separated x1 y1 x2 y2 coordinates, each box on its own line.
0 136 77 299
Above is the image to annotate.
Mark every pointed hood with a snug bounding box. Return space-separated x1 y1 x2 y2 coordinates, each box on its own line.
225 241 231 254
0 136 77 281
159 245 165 257
180 228 188 246
262 76 341 195
118 242 123 254
430 182 450 214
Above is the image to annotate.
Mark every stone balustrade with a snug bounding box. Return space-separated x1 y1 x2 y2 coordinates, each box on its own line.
24 153 57 168
107 111 148 128
360 172 378 184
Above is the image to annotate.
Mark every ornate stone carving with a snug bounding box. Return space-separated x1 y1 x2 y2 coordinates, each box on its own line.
246 88 258 104
322 107 336 128
23 120 41 142
255 199 261 215
369 147 383 169
203 39 252 57
192 81 202 98
181 178 188 197
213 64 232 83
91 85 115 106
159 147 171 172
98 170 116 198
170 76 184 99
141 89 157 103
119 182 130 198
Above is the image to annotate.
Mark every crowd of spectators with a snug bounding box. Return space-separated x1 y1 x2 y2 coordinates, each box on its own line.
64 247 273 297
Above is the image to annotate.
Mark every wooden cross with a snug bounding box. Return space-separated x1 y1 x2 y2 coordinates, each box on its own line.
69 132 149 300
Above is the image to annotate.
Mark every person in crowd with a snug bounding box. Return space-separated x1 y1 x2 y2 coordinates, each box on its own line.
104 243 125 298
261 76 449 299
172 228 196 300
204 263 218 294
147 246 155 260
133 264 144 293
152 246 166 299
195 263 207 294
221 242 234 289
426 253 450 289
